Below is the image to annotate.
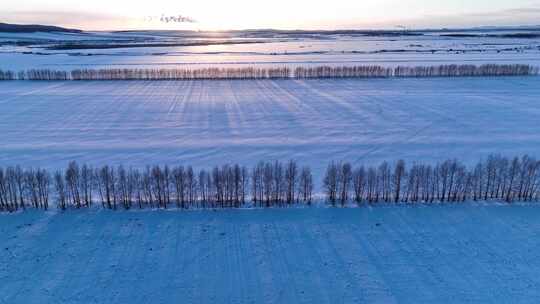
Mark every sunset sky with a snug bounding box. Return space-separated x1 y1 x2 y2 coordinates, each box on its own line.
1 0 539 30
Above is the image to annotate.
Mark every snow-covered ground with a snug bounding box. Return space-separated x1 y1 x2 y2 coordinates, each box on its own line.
2 29 540 304
2 205 540 303
1 30 539 70
1 77 540 180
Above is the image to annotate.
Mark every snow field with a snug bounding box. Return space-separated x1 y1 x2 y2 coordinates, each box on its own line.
1 205 540 303
1 77 540 182
1 31 540 71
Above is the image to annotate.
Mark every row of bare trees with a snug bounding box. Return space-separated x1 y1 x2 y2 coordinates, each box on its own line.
0 166 50 212
3 160 313 212
0 70 16 80
70 67 292 80
1 64 537 81
324 155 540 206
393 64 537 77
294 66 393 78
16 70 70 80
251 161 314 207
2 155 539 212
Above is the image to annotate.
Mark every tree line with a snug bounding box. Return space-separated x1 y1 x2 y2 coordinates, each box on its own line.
393 64 536 77
0 64 537 81
1 155 539 213
323 155 540 206
0 160 313 212
70 67 292 80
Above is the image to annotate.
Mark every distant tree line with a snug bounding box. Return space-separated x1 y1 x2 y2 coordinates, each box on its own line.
294 66 393 78
294 64 538 78
70 67 292 80
393 64 536 77
0 70 16 80
0 64 537 81
1 155 539 213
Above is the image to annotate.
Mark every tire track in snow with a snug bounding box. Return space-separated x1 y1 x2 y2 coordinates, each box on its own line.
316 217 392 304
286 221 332 303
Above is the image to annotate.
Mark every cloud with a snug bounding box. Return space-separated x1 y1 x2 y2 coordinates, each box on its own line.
1 10 201 30
474 7 540 16
0 10 141 30
337 6 540 30
2 6 539 31
410 7 540 28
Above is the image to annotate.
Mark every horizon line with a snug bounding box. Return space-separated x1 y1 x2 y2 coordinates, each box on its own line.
3 21 540 33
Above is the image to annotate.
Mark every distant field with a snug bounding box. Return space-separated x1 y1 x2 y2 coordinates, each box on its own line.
1 77 540 180
1 29 539 70
2 205 540 303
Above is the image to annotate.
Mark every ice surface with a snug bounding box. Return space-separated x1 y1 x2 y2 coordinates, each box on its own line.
2 205 540 303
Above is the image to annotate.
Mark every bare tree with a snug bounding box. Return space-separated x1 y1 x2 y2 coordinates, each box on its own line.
285 160 298 204
353 166 366 204
298 166 313 205
393 160 405 203
54 171 67 210
324 162 338 205
65 161 81 208
338 162 352 206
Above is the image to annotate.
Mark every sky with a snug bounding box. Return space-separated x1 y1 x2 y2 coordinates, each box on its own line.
1 0 540 30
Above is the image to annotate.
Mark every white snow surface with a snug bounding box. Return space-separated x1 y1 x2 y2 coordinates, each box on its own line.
2 205 540 303
1 31 539 70
1 77 540 180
